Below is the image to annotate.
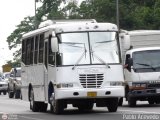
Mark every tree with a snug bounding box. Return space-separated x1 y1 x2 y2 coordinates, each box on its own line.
63 0 81 19
79 0 117 22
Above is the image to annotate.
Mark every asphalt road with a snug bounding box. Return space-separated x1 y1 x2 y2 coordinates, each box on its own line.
0 94 160 120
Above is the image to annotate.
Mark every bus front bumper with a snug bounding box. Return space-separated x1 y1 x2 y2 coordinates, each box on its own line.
54 87 124 100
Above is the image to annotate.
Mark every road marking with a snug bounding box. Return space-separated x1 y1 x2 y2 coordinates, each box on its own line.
119 110 160 114
19 115 45 120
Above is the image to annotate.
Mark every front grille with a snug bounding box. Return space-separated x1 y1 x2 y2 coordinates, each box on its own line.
148 84 160 88
79 74 104 88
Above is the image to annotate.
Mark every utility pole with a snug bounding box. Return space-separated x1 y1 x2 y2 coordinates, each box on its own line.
35 0 37 17
34 0 38 29
116 0 119 30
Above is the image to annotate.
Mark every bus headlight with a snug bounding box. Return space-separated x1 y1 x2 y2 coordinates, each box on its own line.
57 83 73 88
110 82 123 86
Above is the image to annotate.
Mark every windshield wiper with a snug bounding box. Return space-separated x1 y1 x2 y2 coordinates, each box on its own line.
96 40 114 44
90 46 110 68
61 42 84 48
72 44 87 70
135 63 156 70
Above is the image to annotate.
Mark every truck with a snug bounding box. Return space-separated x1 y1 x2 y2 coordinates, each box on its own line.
120 30 160 107
21 19 129 114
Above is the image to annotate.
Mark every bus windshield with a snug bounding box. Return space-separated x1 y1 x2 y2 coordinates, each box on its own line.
133 50 160 72
57 32 120 65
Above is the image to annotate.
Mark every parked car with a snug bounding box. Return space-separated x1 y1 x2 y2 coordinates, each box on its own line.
8 67 21 99
2 72 10 83
0 77 8 95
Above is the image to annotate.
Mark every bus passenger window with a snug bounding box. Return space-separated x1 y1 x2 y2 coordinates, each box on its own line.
30 37 34 65
22 39 26 64
39 34 44 63
34 35 39 64
26 38 31 65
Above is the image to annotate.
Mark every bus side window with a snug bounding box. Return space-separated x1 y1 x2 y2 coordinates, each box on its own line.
22 39 26 64
34 35 39 64
26 38 31 65
30 37 34 65
39 34 44 63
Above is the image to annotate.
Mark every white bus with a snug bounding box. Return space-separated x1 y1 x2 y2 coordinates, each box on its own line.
21 19 126 114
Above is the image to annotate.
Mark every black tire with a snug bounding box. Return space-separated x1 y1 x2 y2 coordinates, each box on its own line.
0 92 1 95
128 98 136 107
148 100 154 105
15 90 21 99
39 102 48 112
8 88 14 98
107 98 118 112
52 99 64 114
118 97 123 106
30 89 39 112
3 91 7 95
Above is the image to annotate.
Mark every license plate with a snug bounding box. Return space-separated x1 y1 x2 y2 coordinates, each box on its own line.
87 92 97 97
156 89 160 93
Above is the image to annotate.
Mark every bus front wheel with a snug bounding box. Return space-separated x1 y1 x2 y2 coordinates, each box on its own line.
52 98 64 114
107 98 118 112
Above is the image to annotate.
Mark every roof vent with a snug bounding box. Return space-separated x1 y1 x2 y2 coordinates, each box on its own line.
38 20 53 28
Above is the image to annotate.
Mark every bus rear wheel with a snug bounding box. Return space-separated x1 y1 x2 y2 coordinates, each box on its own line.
30 89 39 112
39 102 48 112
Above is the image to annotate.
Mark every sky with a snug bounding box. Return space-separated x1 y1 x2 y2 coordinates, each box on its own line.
0 0 35 70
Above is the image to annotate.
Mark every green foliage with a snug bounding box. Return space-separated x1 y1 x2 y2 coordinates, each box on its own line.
7 16 35 50
6 59 21 68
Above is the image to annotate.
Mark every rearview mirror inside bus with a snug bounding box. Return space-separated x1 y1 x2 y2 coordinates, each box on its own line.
51 37 58 52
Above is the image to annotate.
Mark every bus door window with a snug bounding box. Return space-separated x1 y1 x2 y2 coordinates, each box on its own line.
44 40 48 69
48 36 55 65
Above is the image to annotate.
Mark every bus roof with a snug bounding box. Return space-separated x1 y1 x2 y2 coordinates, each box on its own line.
22 22 118 39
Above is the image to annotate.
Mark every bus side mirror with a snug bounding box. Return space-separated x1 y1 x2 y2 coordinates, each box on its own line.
124 58 133 72
51 37 58 52
128 58 133 66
